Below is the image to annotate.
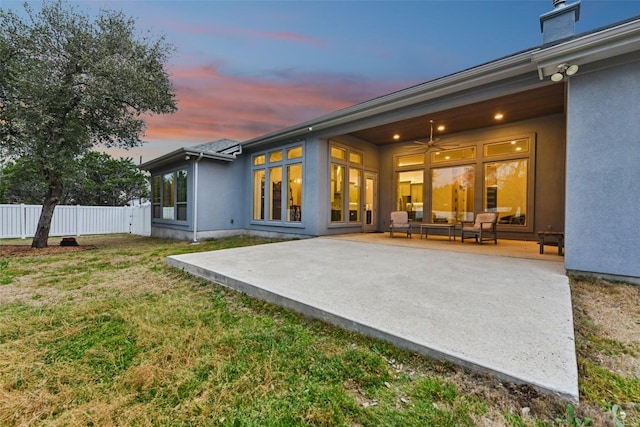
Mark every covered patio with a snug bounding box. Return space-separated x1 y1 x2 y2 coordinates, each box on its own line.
167 234 577 401
331 232 565 261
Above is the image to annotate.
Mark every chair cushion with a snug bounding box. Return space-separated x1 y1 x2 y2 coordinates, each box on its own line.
390 211 409 226
474 212 497 229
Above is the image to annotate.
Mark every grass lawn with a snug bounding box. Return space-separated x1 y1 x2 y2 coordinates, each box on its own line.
0 234 638 426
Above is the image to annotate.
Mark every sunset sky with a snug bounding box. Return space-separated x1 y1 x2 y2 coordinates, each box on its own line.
3 0 639 162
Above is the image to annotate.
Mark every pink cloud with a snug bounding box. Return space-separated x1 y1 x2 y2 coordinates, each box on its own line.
142 64 415 145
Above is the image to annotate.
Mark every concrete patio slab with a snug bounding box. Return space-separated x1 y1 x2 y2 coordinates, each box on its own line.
167 236 578 402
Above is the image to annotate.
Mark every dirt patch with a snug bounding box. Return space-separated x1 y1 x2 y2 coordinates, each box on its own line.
572 279 640 378
0 244 96 257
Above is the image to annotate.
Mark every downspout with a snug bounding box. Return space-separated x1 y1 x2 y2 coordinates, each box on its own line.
192 152 204 243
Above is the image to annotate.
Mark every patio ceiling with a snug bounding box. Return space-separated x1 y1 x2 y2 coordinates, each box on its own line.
347 84 566 146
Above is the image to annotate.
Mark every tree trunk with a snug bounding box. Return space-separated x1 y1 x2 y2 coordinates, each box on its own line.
32 179 64 248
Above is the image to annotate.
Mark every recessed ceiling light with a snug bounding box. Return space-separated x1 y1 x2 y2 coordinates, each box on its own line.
494 113 504 120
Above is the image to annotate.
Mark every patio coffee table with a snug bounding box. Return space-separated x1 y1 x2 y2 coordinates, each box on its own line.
419 223 456 241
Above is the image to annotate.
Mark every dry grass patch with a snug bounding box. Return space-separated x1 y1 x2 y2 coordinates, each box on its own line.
1 234 638 426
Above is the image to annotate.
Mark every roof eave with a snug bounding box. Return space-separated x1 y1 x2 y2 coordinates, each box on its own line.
532 17 640 78
241 49 540 149
139 147 235 171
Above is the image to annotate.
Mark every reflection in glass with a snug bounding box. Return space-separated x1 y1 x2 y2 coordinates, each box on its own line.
484 139 529 157
162 173 175 220
330 164 344 222
287 146 303 159
287 164 302 222
253 170 265 220
269 167 282 221
485 160 527 225
397 170 423 221
152 176 161 218
269 150 283 162
396 153 424 167
349 168 361 222
176 170 187 221
431 166 475 223
431 147 475 164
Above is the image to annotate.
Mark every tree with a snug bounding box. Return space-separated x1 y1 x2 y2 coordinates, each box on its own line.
0 1 176 247
70 152 149 206
0 152 149 206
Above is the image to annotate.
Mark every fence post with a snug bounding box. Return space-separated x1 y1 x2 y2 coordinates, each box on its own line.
76 205 80 237
20 203 26 240
127 206 133 234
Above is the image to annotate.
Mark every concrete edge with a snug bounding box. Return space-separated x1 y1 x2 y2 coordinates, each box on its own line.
168 255 579 403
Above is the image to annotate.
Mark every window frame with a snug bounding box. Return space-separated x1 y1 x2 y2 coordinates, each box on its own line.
151 167 189 224
481 135 535 232
251 143 305 226
329 142 364 226
394 133 535 232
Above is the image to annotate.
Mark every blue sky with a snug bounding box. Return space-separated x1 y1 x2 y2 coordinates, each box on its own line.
3 0 639 161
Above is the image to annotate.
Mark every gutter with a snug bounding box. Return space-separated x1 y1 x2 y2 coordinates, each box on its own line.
532 17 640 79
139 147 235 171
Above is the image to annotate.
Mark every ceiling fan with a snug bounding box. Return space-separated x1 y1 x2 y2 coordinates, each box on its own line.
404 120 458 151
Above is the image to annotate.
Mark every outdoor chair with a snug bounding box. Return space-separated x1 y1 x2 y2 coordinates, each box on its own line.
460 212 498 244
389 211 412 238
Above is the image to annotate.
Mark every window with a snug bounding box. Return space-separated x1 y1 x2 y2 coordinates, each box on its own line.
176 170 187 221
269 150 283 162
253 170 265 220
331 146 346 160
269 166 282 221
349 168 361 222
396 153 424 167
393 134 533 229
349 152 362 165
152 176 161 219
152 168 188 221
330 144 363 223
252 145 303 223
431 147 475 164
287 146 303 159
484 139 529 157
330 164 344 222
162 173 174 219
397 170 424 221
431 166 475 223
287 164 302 221
485 160 528 225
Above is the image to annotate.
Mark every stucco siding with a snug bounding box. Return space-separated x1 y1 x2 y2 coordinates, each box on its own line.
565 59 640 278
196 158 245 233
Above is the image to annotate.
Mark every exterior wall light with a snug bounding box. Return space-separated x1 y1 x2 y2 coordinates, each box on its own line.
551 63 579 82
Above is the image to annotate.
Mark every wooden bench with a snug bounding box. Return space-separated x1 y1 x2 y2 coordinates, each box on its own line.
538 231 564 256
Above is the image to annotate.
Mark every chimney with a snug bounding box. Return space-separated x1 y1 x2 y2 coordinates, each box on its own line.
540 0 581 44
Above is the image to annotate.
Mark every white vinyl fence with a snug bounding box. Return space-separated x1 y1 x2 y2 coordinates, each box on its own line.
0 204 151 239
